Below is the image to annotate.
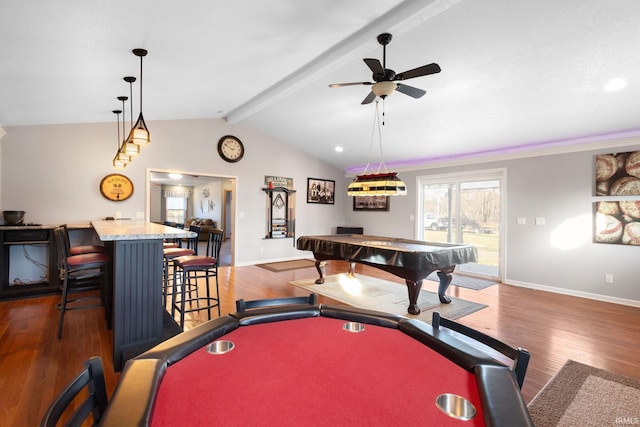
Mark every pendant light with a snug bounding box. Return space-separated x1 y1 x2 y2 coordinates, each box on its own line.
347 101 407 196
112 110 129 169
125 48 150 147
118 95 140 157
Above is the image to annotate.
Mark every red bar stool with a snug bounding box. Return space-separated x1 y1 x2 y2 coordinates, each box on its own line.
54 227 111 339
171 229 223 328
162 225 200 308
62 224 104 255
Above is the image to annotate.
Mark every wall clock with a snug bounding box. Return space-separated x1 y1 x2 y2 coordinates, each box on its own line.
217 135 244 163
100 174 134 202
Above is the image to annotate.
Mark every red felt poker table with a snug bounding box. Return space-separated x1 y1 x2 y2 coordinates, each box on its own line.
100 305 533 426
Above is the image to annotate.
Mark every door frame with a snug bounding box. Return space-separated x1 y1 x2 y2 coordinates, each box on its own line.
415 167 506 281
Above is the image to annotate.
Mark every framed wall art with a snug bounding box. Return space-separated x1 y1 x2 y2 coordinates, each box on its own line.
353 195 389 211
595 150 640 196
307 178 335 204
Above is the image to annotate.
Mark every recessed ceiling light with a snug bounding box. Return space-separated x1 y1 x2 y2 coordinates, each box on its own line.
334 146 344 152
168 173 183 180
604 78 626 92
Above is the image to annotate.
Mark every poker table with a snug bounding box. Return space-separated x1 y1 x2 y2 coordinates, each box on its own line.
296 234 478 314
100 305 533 426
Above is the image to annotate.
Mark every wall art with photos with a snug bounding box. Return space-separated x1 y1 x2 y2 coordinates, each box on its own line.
353 195 389 211
593 150 640 245
307 178 335 204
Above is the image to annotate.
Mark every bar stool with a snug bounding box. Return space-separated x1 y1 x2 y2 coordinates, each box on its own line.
172 229 223 328
54 227 111 339
62 224 104 255
162 225 200 308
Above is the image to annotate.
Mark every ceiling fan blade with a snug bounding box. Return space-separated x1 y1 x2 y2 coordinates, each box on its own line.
396 83 426 98
394 63 441 81
328 82 372 88
363 58 384 76
361 91 376 105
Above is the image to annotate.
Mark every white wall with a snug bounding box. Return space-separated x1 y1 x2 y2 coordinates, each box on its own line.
193 180 222 223
2 119 638 305
344 141 640 305
0 118 348 264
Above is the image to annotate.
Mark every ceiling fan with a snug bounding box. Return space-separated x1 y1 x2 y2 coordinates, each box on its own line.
329 33 441 105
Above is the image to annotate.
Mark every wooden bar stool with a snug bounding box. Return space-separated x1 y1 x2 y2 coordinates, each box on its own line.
171 229 223 328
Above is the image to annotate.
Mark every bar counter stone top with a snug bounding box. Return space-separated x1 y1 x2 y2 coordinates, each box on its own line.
92 220 196 241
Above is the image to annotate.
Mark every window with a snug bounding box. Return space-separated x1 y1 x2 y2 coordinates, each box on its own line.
417 169 505 279
166 196 187 224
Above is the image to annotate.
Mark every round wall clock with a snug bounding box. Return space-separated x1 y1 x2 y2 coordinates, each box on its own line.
217 135 244 163
100 174 134 202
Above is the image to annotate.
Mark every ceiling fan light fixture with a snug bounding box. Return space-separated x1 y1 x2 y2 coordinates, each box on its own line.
372 81 397 98
347 172 407 196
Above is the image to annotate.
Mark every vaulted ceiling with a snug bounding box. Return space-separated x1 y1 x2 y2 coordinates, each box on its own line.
1 0 639 172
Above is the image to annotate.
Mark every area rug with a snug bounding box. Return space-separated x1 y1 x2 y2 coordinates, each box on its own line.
528 359 640 427
426 272 498 291
256 259 316 272
290 274 486 324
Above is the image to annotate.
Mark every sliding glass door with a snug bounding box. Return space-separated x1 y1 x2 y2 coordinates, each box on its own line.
418 169 504 279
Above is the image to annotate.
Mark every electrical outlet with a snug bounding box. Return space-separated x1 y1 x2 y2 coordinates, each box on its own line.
605 274 614 284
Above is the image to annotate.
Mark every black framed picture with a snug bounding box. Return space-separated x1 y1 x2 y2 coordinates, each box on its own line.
307 178 335 204
353 195 390 211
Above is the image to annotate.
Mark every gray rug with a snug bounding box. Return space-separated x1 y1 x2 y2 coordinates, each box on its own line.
290 274 487 324
528 359 640 427
426 271 498 291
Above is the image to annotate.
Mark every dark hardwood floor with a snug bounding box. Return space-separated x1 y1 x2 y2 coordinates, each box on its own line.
2 261 639 426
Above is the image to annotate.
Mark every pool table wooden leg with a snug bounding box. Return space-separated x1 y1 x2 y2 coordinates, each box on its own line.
314 260 326 284
405 279 423 315
437 268 454 304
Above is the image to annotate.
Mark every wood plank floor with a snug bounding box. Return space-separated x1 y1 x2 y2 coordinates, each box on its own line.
2 261 639 426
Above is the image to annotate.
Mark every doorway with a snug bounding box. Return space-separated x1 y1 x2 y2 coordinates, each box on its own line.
146 169 237 266
417 169 505 279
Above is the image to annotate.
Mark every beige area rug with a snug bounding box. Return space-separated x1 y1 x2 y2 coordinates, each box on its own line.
290 273 486 323
256 259 317 272
528 359 640 427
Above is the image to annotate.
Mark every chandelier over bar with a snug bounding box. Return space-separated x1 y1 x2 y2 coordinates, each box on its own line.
347 101 407 196
125 48 150 147
112 109 129 170
118 96 140 157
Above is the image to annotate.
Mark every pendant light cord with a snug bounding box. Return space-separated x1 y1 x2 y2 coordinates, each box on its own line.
362 100 389 175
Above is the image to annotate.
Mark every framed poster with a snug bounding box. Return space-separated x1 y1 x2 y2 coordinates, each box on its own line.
307 178 335 204
353 195 389 211
595 151 640 196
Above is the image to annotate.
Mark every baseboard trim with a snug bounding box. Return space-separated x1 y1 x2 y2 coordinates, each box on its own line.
504 279 640 308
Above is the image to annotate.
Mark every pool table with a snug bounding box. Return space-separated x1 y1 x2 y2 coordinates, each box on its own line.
296 234 478 314
100 305 533 426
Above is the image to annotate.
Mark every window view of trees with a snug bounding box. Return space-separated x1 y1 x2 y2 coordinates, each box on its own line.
422 178 501 274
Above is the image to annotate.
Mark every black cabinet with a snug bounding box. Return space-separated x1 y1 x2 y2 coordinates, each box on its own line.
0 226 59 300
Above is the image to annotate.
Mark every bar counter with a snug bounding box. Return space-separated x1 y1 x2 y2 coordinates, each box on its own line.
92 220 196 369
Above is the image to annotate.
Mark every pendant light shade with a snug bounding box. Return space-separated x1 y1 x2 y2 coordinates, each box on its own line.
347 172 407 196
125 48 150 146
347 101 407 196
112 109 129 170
118 95 140 157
